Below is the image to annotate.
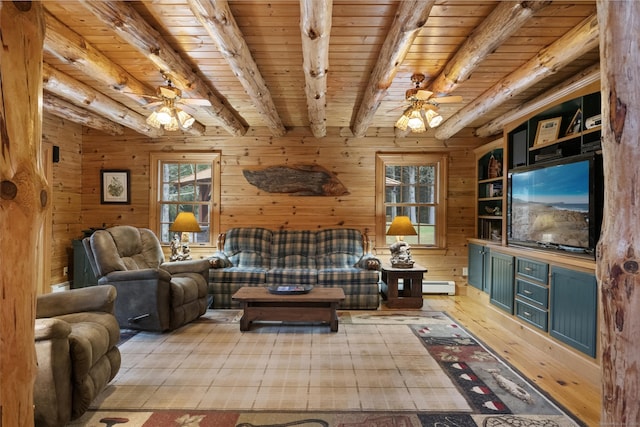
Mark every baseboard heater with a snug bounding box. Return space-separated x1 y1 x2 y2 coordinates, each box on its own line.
421 280 456 295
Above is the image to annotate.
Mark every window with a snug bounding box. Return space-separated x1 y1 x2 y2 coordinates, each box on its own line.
376 153 448 249
150 152 220 245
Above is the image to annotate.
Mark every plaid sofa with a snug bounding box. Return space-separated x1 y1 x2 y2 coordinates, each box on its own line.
208 228 381 309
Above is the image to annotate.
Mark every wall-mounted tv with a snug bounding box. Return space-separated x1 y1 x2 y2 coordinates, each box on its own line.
508 154 603 258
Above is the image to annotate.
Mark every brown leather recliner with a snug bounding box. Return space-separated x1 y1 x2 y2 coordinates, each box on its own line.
34 285 121 427
83 225 209 332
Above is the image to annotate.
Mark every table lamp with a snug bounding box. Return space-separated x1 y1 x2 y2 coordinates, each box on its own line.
169 212 201 260
386 216 417 268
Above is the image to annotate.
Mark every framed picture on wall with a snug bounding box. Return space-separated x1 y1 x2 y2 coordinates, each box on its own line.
534 117 562 146
101 169 130 204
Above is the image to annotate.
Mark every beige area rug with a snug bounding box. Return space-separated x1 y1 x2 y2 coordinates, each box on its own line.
69 309 582 427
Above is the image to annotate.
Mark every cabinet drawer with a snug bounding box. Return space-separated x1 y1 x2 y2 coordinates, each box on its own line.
516 300 548 332
516 279 548 308
516 257 548 284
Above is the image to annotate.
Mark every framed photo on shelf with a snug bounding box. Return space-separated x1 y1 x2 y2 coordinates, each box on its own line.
534 117 561 146
101 169 130 204
565 109 582 136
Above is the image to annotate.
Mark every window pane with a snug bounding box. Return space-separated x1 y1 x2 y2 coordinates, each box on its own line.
382 155 444 248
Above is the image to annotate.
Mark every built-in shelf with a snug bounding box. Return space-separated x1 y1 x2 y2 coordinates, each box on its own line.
530 125 602 151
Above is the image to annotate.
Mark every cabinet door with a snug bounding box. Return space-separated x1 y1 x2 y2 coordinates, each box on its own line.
550 267 597 357
489 252 514 314
468 243 485 290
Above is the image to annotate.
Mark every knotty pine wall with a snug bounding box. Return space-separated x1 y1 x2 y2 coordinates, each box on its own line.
46 113 490 294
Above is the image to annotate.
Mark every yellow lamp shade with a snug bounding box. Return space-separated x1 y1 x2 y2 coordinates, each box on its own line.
386 216 417 236
169 212 202 233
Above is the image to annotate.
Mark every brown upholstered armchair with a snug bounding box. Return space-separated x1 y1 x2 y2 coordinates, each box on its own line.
83 225 209 332
34 285 121 427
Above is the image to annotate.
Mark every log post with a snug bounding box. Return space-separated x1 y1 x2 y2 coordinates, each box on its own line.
0 2 46 426
596 1 640 424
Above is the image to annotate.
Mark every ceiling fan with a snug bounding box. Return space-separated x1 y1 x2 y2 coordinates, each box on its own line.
144 76 212 131
395 73 462 133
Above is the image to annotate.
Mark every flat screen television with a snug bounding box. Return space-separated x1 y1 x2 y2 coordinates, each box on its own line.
507 154 603 258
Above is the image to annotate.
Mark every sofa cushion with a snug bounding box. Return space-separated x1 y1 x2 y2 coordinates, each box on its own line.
266 268 317 286
317 267 380 287
316 228 364 268
224 227 272 268
271 230 316 268
209 266 268 285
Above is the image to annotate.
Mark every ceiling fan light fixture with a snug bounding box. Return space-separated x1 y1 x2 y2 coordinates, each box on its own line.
147 104 194 132
394 107 412 131
424 108 443 128
407 109 426 133
155 106 173 125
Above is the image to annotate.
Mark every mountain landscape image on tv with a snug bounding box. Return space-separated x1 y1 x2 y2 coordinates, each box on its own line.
510 159 590 251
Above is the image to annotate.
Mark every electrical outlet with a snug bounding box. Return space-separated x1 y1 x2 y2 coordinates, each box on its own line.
462 267 468 276
63 266 69 276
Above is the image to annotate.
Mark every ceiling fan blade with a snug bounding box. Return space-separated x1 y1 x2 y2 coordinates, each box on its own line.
179 98 212 107
414 89 433 100
431 95 463 104
143 101 163 109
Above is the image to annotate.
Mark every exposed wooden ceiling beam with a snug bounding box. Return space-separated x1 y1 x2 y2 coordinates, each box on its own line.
350 0 436 138
44 92 125 136
78 0 246 137
435 14 600 141
43 63 163 138
300 0 332 138
43 10 153 106
428 1 551 95
476 63 601 138
187 0 286 137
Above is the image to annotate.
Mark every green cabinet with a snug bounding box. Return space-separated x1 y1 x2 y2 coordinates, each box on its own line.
514 257 549 332
550 266 598 358
468 242 490 293
72 239 98 289
489 252 514 314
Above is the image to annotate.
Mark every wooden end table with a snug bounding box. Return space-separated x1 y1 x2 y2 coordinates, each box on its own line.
380 262 428 309
231 286 345 332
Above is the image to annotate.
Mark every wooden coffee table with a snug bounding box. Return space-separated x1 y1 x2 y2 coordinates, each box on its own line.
231 286 345 332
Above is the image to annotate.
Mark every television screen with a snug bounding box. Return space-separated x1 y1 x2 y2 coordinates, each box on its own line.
510 159 591 251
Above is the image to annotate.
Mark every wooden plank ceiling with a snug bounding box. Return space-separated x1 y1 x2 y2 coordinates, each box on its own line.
41 0 599 140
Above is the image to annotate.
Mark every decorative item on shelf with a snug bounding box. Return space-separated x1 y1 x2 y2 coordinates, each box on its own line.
534 117 562 146
484 206 501 216
487 152 502 178
565 109 582 136
169 212 201 261
386 216 417 268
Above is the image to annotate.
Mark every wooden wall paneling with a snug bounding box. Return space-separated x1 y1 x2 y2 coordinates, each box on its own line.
44 113 83 287
56 126 487 293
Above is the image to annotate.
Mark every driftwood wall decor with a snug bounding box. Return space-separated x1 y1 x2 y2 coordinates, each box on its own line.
243 164 349 196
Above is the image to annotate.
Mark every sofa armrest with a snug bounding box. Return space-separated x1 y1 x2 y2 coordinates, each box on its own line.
161 258 210 275
36 285 117 319
208 251 232 268
102 268 172 283
357 254 381 270
34 318 72 341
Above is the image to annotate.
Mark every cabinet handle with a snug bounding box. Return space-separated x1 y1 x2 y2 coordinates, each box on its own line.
524 267 533 272
523 311 532 317
523 289 533 295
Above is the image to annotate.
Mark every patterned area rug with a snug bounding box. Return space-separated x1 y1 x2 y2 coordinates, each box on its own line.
75 310 582 427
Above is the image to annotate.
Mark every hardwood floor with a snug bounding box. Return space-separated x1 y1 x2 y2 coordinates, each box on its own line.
421 289 601 427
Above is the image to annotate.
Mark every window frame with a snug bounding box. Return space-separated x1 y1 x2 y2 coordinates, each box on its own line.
149 151 221 247
375 152 448 250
